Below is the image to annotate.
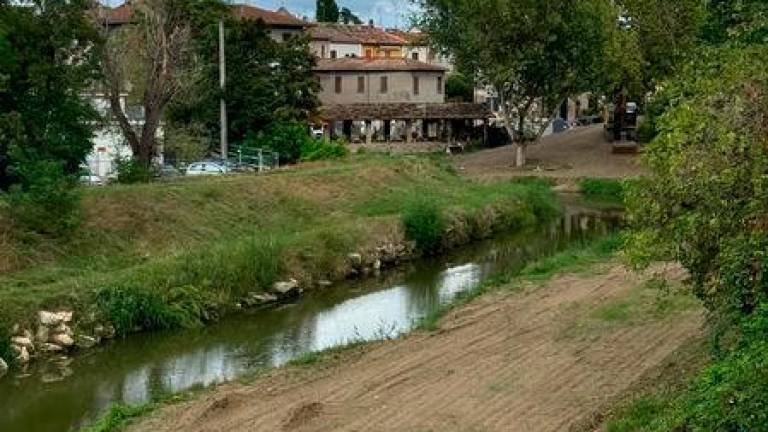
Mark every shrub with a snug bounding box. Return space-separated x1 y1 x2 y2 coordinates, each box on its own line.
116 158 152 184
300 138 349 161
579 178 625 202
402 198 446 254
5 160 81 236
95 285 201 335
255 121 314 164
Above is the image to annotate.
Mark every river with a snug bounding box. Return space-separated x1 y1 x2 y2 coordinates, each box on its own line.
0 199 621 432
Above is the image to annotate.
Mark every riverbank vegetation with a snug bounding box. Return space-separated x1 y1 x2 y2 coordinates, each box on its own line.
609 1 768 429
0 155 559 347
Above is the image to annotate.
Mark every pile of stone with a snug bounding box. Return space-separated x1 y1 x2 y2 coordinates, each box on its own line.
4 311 116 373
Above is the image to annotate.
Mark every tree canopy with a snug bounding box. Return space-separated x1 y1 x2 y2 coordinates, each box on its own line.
167 18 319 155
418 0 615 166
316 0 340 23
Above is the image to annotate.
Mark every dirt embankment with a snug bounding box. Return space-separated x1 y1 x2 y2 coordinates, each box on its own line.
131 263 702 432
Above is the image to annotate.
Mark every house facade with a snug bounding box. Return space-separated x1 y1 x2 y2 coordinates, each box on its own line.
313 58 490 145
314 58 445 105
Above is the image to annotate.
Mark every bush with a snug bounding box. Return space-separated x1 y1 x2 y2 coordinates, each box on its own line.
5 160 81 236
300 138 349 161
626 45 768 321
255 121 313 164
116 158 152 184
579 178 625 202
402 198 446 254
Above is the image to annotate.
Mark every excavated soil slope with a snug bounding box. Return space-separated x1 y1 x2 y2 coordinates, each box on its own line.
131 264 702 432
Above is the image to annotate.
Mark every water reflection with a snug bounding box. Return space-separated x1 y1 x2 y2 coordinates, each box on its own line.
0 208 620 432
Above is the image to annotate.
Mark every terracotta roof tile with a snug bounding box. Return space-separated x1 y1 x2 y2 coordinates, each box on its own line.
309 24 406 45
314 58 445 72
95 2 306 28
230 4 306 27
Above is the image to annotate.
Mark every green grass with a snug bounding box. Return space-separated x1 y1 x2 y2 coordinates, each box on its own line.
578 178 627 204
0 154 560 349
81 403 157 432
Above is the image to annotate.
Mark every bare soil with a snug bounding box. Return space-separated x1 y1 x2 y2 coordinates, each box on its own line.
130 263 702 432
455 125 647 180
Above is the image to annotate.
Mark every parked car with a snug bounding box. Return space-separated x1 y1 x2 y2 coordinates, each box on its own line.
79 175 105 186
310 125 324 140
185 161 229 176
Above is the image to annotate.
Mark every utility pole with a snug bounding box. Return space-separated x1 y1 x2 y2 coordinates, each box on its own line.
219 19 228 161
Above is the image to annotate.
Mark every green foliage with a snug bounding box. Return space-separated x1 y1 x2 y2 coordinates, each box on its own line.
578 178 626 203
339 7 361 25
251 121 313 164
608 307 768 431
626 44 768 321
81 402 156 432
300 138 349 161
5 160 81 235
316 0 340 23
96 285 198 335
0 315 12 367
703 0 768 45
419 0 616 163
169 13 319 149
402 198 447 254
116 158 152 184
444 73 474 103
0 0 99 235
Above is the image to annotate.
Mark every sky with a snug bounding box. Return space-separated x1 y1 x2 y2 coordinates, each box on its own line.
103 0 418 29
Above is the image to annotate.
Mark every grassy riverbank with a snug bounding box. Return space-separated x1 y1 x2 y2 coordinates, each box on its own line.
0 154 560 352
82 234 625 432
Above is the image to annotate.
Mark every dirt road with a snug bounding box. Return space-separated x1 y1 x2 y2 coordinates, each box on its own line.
131 264 701 432
456 125 647 180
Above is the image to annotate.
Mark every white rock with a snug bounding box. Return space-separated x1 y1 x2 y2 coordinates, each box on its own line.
0 358 7 378
75 335 98 349
94 324 116 340
50 333 74 347
11 337 33 350
373 259 382 270
348 253 363 267
56 311 73 323
15 346 29 364
40 343 64 353
53 323 72 336
317 280 332 288
272 279 299 295
38 311 63 327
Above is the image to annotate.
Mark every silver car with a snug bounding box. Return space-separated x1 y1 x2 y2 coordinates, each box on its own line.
185 161 229 176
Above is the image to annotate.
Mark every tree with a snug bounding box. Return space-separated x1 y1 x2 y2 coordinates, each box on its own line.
0 0 99 233
98 0 222 171
703 0 768 45
418 0 615 167
316 0 340 23
340 7 361 25
626 45 768 322
618 0 705 91
444 73 474 103
167 18 319 155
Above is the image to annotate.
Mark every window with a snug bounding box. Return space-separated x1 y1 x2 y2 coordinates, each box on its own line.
413 76 420 95
282 33 291 42
365 49 373 58
321 45 326 58
330 50 337 59
357 76 365 93
437 76 443 94
335 76 342 94
380 76 388 93
412 52 419 61
385 51 391 58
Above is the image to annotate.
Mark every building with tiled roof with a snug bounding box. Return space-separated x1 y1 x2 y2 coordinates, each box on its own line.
95 2 306 42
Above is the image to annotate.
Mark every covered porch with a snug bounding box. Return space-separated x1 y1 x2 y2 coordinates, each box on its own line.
319 103 493 147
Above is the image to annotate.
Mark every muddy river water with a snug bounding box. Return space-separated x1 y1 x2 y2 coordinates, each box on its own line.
0 199 621 432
